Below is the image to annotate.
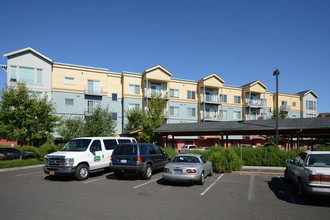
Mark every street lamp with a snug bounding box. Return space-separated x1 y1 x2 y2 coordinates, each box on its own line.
273 69 280 148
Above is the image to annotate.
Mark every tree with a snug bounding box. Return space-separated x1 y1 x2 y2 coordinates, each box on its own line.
140 93 167 143
57 105 117 140
0 82 60 158
124 106 144 131
84 105 117 137
57 116 85 141
262 110 288 145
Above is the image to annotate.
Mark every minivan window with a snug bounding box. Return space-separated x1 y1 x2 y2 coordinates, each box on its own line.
61 139 92 152
113 144 137 155
104 139 118 150
154 146 162 154
118 139 132 144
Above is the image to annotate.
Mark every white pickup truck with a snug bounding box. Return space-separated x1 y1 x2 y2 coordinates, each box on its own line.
44 137 136 180
178 145 198 154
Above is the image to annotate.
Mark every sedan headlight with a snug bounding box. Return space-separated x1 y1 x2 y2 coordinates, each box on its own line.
64 158 74 167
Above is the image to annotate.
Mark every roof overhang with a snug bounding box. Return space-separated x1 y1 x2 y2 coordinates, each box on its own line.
4 47 53 63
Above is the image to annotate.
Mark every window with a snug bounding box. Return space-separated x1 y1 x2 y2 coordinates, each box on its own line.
233 111 241 120
306 113 315 118
87 100 100 114
91 140 102 151
306 100 316 110
220 110 227 119
112 112 118 120
104 139 118 150
187 91 195 100
10 66 17 82
170 106 179 116
112 93 117 101
129 84 140 95
187 108 196 117
19 67 34 84
128 103 140 109
292 115 296 118
37 69 42 84
234 96 241 104
88 80 101 95
261 99 267 107
220 94 227 103
65 99 74 105
65 77 74 84
170 89 179 98
292 102 296 107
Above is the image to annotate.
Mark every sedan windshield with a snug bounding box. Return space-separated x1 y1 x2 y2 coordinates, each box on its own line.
172 156 200 163
306 154 330 167
60 139 91 152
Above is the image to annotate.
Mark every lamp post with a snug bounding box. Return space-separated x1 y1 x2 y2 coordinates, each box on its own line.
273 69 280 148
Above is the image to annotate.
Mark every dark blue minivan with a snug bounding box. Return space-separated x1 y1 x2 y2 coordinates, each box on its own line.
110 143 170 180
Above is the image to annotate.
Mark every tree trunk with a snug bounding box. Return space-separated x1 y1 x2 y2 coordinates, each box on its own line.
20 143 23 160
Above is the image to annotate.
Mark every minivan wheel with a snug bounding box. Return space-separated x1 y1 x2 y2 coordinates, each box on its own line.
75 164 89 181
142 164 152 180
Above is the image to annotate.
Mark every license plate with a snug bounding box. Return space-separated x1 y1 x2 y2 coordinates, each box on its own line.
49 171 55 175
174 169 182 174
121 159 127 163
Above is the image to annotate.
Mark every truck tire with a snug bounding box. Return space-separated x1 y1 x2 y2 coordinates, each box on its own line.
75 164 89 181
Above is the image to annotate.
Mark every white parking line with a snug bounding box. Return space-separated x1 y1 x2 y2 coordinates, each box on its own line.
84 177 106 184
133 178 159 189
17 171 41 176
200 174 224 196
248 175 255 201
161 186 172 192
277 176 296 204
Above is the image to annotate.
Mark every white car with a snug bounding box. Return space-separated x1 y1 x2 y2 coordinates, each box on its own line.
44 137 136 180
285 151 330 197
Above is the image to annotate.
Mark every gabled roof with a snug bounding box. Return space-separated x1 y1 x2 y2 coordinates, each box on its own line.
242 80 267 89
3 47 53 63
142 65 172 77
296 89 319 98
199 73 225 84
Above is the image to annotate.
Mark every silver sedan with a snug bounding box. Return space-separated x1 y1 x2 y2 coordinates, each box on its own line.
162 154 213 185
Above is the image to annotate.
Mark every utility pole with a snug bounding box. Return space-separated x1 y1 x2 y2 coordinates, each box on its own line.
273 69 280 148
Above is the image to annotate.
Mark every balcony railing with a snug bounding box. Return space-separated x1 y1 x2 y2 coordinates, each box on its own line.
85 107 94 115
280 105 292 111
200 95 222 104
245 99 266 108
145 90 168 99
85 86 103 96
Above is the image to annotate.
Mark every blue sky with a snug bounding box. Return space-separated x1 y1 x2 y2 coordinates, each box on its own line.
1 0 329 113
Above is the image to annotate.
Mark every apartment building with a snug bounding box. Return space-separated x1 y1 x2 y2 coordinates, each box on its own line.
2 47 319 139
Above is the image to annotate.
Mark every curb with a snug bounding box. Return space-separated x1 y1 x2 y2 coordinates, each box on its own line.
0 164 44 173
231 166 286 177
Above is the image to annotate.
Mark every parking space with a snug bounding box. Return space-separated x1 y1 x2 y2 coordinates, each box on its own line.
1 167 330 219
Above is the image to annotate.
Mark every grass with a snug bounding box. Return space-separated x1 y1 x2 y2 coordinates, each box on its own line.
0 158 43 169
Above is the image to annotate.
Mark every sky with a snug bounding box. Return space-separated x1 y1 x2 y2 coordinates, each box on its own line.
0 0 329 113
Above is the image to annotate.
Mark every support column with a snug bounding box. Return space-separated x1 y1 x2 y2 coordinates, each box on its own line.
226 135 229 148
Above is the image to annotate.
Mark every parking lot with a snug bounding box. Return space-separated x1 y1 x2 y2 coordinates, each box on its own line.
1 166 330 220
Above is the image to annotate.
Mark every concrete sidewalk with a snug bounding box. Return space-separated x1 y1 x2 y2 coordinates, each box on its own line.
231 166 286 177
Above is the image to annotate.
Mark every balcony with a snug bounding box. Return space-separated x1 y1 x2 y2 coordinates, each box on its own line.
280 105 291 111
85 86 103 96
202 114 222 121
85 107 94 116
144 90 168 100
245 99 266 108
200 95 222 105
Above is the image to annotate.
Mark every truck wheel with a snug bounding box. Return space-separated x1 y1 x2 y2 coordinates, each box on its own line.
75 164 89 181
142 164 152 180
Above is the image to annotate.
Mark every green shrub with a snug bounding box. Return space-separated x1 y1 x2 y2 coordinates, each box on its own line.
38 143 60 158
0 158 43 169
162 147 179 159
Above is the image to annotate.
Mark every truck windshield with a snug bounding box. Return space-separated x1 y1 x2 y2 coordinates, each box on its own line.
60 139 92 152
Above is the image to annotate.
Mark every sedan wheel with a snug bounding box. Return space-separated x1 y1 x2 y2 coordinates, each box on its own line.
198 172 205 185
